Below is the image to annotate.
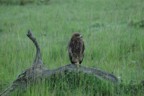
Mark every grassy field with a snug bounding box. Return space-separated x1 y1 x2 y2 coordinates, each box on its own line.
0 0 144 95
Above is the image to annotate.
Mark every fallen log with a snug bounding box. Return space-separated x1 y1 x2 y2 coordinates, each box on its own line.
0 30 119 96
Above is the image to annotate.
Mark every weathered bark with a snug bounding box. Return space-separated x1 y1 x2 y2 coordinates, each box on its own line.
0 30 119 96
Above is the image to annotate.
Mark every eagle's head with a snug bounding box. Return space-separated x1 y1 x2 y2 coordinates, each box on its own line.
72 33 82 39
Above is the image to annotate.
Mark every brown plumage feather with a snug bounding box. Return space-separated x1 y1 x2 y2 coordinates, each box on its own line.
68 33 85 65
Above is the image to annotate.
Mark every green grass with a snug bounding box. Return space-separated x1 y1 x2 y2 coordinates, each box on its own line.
0 0 144 95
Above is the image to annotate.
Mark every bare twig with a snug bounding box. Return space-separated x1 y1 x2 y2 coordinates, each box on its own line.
27 30 43 66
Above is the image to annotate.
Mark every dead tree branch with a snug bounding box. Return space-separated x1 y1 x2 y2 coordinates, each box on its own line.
0 30 119 96
42 64 118 83
27 30 43 67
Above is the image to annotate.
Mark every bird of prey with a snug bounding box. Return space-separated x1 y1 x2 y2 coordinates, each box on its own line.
68 33 85 66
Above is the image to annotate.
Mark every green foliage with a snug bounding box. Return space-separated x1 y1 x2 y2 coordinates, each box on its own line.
0 0 144 95
0 0 50 5
11 72 115 96
46 72 115 96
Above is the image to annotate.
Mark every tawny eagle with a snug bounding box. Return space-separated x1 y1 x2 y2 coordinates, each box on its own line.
68 33 85 66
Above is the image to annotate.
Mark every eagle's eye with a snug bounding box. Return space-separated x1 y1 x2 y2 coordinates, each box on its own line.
74 33 82 38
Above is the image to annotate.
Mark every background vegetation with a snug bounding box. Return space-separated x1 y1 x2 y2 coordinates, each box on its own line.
0 0 144 95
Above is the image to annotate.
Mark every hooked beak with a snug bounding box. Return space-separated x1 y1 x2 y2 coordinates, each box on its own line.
79 35 82 38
